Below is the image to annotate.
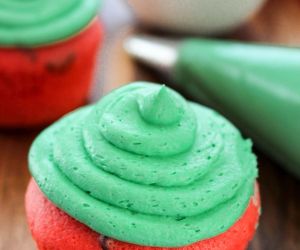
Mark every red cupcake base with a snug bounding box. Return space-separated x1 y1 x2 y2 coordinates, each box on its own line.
0 19 103 128
26 179 260 250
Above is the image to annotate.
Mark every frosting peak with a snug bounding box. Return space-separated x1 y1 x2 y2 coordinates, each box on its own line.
29 82 258 247
138 85 184 125
98 83 197 157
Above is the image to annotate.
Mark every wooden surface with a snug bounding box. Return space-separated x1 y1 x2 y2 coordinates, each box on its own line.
1 0 300 249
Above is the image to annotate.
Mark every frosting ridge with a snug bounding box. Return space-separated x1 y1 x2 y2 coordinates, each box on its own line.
29 82 258 247
0 0 101 46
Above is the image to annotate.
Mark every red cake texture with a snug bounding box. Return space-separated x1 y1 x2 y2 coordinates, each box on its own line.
0 19 103 128
26 179 260 250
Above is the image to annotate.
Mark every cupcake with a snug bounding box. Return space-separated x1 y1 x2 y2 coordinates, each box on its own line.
0 0 103 127
26 82 260 249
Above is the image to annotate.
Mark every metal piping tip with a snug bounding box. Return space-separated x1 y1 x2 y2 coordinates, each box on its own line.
124 35 179 72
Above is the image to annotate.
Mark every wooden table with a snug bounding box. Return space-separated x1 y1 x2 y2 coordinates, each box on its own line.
1 0 300 249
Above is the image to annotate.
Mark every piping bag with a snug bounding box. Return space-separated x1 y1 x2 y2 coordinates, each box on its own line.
124 36 300 178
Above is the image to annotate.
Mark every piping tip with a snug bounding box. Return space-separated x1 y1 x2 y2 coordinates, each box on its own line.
124 35 179 72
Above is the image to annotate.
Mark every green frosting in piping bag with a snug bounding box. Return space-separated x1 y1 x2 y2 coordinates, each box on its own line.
29 82 258 247
0 0 101 47
174 39 300 178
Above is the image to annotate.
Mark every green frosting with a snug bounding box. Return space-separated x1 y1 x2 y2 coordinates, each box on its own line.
29 82 258 247
0 0 101 47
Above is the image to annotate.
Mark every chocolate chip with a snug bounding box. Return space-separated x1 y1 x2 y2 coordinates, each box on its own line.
18 48 37 63
99 235 109 250
46 53 76 74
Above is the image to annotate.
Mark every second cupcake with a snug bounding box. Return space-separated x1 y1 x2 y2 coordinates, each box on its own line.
0 0 103 127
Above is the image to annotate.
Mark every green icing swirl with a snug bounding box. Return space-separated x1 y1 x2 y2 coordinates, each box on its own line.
29 82 258 247
0 0 101 46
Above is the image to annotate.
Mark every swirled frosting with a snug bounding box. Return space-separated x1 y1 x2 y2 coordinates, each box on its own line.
0 0 101 46
29 82 258 247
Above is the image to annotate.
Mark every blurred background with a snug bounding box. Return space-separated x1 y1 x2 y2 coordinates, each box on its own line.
1 0 300 249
